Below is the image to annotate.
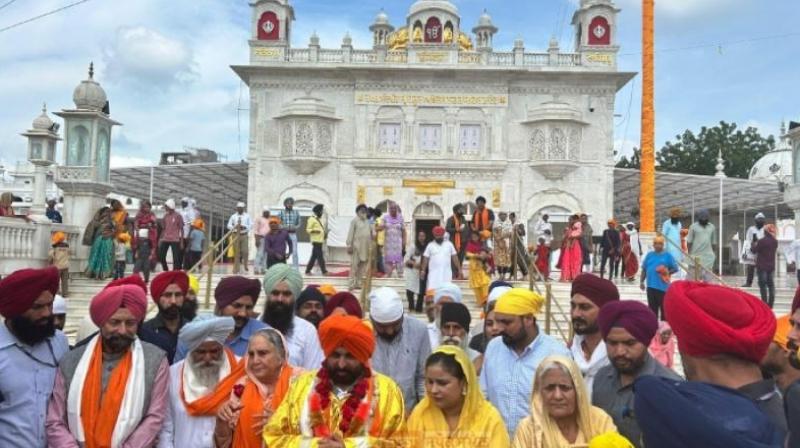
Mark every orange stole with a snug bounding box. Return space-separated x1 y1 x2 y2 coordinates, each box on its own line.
472 209 490 232
181 349 246 416
80 339 133 448
452 215 462 251
232 365 295 448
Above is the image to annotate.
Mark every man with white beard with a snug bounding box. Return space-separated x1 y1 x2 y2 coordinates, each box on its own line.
159 316 242 448
427 283 463 349
439 302 480 364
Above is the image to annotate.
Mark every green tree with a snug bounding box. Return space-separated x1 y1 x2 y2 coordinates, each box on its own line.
656 121 775 178
616 147 641 169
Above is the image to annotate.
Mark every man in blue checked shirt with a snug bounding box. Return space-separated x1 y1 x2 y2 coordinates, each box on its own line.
479 288 571 437
278 197 301 271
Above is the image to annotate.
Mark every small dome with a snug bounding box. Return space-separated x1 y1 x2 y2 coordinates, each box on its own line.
409 0 458 17
749 148 793 182
73 63 107 111
32 104 54 130
478 9 493 26
374 9 390 25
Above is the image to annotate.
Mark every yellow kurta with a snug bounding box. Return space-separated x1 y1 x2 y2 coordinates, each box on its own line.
466 252 490 306
406 400 509 448
406 346 509 448
263 371 406 447
511 406 616 448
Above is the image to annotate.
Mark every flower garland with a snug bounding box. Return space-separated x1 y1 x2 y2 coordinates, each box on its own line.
308 367 372 438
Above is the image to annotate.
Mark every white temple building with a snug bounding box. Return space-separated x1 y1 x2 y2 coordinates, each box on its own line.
233 0 634 245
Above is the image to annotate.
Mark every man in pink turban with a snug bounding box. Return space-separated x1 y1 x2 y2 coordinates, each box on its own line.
0 267 70 447
665 281 786 433
46 285 170 447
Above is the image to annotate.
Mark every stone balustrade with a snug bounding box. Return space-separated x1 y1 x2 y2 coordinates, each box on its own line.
261 46 590 68
0 217 83 276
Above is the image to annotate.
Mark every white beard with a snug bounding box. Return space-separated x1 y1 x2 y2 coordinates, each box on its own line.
188 357 224 390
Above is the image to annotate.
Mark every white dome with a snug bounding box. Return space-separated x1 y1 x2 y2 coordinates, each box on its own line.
409 0 458 17
73 63 107 111
374 9 390 25
749 148 793 182
32 104 54 130
478 10 493 27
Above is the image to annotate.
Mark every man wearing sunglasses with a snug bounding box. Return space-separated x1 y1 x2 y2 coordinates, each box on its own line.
261 264 324 370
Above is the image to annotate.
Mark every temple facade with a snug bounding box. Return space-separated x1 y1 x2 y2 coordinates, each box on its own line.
234 0 634 247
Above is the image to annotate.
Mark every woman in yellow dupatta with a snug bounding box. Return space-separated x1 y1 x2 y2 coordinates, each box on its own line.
407 345 509 447
214 328 301 448
513 355 617 448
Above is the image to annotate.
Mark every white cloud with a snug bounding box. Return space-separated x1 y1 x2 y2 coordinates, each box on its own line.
110 155 153 168
103 27 198 90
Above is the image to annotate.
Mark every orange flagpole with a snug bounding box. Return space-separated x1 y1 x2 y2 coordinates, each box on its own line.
640 0 655 232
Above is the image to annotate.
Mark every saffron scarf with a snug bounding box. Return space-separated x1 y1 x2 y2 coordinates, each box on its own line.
453 214 463 251
181 348 247 416
232 364 297 448
473 209 490 232
67 335 146 448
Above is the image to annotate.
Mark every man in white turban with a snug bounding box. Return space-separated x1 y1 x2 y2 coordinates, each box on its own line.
427 283 463 349
369 287 431 415
159 316 240 448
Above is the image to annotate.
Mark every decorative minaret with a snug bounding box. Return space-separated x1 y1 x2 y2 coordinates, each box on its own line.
250 0 295 62
21 104 60 220
370 9 394 48
472 10 498 51
54 63 121 257
572 0 620 67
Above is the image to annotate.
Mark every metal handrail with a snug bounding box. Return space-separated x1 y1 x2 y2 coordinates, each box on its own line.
186 227 238 276
527 256 570 341
661 232 729 285
359 240 377 314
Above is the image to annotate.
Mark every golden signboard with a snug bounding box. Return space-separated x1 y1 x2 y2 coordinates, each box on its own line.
492 189 501 208
465 188 475 196
586 53 613 65
417 51 448 63
402 179 456 189
356 185 366 204
254 48 281 58
383 186 394 196
415 186 443 196
356 92 508 107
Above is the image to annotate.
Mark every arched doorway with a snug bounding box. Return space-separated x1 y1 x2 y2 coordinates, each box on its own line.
413 201 444 242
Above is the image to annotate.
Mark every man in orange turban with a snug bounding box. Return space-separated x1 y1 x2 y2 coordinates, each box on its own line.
264 315 406 446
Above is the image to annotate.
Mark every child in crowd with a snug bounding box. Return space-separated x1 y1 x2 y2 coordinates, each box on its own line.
113 233 130 280
465 232 491 307
186 218 206 269
48 231 70 296
534 237 551 281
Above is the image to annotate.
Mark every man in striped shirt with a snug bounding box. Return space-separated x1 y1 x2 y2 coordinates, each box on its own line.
278 197 301 271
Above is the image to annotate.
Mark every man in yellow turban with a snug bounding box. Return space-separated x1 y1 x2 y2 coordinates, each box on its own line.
479 288 571 438
264 315 406 446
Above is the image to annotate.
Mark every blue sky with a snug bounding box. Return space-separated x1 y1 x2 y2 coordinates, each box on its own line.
0 0 798 169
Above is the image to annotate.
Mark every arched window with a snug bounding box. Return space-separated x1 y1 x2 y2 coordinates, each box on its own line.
258 11 280 40
424 17 442 43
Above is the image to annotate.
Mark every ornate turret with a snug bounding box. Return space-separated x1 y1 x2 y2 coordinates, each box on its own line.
472 9 498 50
370 9 394 48
72 63 107 112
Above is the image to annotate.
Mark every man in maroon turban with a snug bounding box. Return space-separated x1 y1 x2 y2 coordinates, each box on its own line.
592 300 681 446
210 275 265 357
665 281 786 432
46 285 169 447
0 267 70 447
142 271 189 362
324 291 364 319
569 273 620 397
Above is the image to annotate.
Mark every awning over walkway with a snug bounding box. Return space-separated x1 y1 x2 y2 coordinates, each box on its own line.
613 168 792 223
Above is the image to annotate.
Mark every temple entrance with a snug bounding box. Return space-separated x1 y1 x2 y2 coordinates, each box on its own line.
413 201 444 242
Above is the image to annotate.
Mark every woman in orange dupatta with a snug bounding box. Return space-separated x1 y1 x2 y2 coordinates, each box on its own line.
214 328 301 448
109 199 129 238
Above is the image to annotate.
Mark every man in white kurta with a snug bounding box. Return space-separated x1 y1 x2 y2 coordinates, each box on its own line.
535 214 553 246
740 212 766 287
159 316 237 448
421 225 460 291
